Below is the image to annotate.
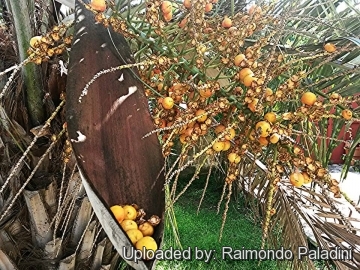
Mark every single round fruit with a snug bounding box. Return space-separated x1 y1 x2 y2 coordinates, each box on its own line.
215 125 225 134
290 172 304 187
135 236 158 260
121 219 138 231
239 68 254 81
222 17 232 28
302 172 312 184
223 140 231 151
341 109 352 120
269 133 280 144
162 97 174 109
248 98 259 112
301 92 317 106
264 112 277 123
183 127 194 137
255 121 271 137
195 109 207 122
126 229 143 244
199 88 213 98
163 11 173 22
161 1 172 14
123 205 137 220
183 0 191 9
234 54 246 66
265 88 273 96
212 141 225 152
330 93 340 99
324 43 336 53
224 128 236 140
30 36 42 47
228 153 241 163
110 205 125 223
243 75 257 87
258 136 269 146
205 3 213 12
293 146 302 155
179 17 188 28
90 0 106 11
139 222 154 237
179 134 187 144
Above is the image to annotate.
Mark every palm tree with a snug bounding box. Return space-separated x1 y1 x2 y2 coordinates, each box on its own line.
0 0 359 269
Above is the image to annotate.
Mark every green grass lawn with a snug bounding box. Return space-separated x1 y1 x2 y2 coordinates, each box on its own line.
156 175 279 270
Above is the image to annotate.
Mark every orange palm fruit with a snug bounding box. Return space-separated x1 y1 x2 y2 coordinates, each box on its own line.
255 121 271 137
324 43 336 53
290 172 304 187
301 92 317 106
161 1 172 14
239 68 254 81
183 0 191 9
162 97 174 109
341 109 352 120
222 17 232 28
90 0 106 11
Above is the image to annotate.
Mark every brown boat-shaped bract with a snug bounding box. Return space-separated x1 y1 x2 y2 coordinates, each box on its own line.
66 1 165 269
